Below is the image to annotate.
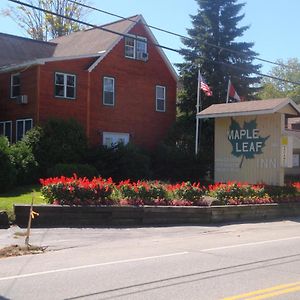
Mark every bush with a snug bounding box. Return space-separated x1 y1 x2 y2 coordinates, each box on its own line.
207 182 266 204
152 143 212 183
10 140 39 185
40 175 115 205
168 181 204 203
35 119 88 173
47 163 99 179
117 180 168 204
87 143 151 182
0 136 16 192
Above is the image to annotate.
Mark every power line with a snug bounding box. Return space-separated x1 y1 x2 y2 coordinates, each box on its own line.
7 0 300 86
68 0 297 71
8 0 179 54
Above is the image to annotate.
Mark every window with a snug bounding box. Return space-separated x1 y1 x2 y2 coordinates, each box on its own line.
55 72 76 99
103 77 115 106
156 86 166 112
103 132 129 148
0 121 12 142
11 73 20 98
16 119 33 141
125 35 148 60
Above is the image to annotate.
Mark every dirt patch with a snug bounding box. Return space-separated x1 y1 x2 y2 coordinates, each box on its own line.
0 245 46 258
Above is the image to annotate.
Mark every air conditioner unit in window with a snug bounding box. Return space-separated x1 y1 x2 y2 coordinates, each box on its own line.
16 95 28 104
137 52 149 61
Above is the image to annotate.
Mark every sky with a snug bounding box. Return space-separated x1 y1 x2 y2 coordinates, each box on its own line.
0 0 299 74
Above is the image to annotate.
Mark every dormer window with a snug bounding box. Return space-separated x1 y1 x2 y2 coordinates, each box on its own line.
125 35 148 61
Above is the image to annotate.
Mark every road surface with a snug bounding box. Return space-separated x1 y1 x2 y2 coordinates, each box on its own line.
1 219 300 299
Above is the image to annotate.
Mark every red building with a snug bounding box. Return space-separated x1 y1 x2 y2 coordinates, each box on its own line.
0 15 177 149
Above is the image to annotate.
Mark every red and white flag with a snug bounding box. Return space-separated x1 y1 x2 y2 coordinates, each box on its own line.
226 79 241 103
198 71 212 97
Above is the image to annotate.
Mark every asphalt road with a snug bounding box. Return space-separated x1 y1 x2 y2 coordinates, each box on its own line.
1 219 300 299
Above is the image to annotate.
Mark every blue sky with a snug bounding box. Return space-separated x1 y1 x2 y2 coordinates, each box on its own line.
0 0 299 74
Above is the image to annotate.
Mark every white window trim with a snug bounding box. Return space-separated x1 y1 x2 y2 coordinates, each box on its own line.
103 76 115 106
125 35 147 60
156 85 166 112
10 73 20 99
54 72 76 99
103 132 130 148
125 35 136 59
0 121 12 142
16 118 33 141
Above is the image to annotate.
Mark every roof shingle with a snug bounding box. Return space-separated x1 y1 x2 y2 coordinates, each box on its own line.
197 98 300 118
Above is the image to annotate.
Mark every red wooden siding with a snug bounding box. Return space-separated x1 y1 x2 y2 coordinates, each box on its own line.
0 21 177 149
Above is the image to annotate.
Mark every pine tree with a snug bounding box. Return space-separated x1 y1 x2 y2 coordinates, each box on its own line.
178 0 261 116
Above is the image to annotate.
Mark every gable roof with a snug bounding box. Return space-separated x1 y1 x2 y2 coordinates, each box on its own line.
197 98 300 119
50 15 140 57
0 33 56 68
0 15 177 79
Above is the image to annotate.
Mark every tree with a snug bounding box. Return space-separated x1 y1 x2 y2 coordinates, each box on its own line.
258 58 300 103
1 0 89 41
178 0 261 115
172 0 261 154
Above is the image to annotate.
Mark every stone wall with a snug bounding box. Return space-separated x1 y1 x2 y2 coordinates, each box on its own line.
14 204 300 228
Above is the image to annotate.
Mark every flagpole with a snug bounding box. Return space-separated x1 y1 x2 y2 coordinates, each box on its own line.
226 78 231 103
195 65 201 155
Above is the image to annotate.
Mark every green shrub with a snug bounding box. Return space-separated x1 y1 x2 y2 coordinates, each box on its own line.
0 136 16 192
47 163 99 179
40 175 115 205
35 119 88 172
87 143 151 182
10 140 39 185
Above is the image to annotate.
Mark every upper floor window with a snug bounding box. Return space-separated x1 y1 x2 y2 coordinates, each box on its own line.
16 119 33 141
11 73 20 98
125 35 148 61
0 121 12 142
55 72 76 99
156 85 166 112
103 77 115 106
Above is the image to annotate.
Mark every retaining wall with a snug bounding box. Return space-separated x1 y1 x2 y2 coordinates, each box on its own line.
14 203 300 227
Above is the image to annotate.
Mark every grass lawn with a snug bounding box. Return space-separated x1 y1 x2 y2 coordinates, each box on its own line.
0 185 46 221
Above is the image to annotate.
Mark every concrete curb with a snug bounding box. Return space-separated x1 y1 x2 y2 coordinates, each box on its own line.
14 203 300 227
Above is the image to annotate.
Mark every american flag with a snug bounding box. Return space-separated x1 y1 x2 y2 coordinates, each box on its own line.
198 72 212 96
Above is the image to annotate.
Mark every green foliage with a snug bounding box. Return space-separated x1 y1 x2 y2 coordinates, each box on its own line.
1 0 90 41
152 142 213 183
178 0 261 112
0 136 16 192
87 143 151 182
208 182 266 204
264 185 297 198
0 185 44 221
40 176 115 205
168 0 262 175
35 119 88 173
10 140 39 185
258 58 300 103
47 163 99 179
170 182 204 203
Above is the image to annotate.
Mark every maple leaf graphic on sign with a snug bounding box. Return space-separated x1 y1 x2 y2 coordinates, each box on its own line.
227 118 270 168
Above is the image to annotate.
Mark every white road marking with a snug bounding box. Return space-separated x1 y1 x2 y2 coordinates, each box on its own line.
0 252 189 282
201 236 300 252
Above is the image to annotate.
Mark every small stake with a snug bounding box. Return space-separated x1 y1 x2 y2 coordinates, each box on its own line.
25 192 39 247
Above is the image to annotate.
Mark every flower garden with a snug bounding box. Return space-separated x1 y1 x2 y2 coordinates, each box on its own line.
40 175 300 207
